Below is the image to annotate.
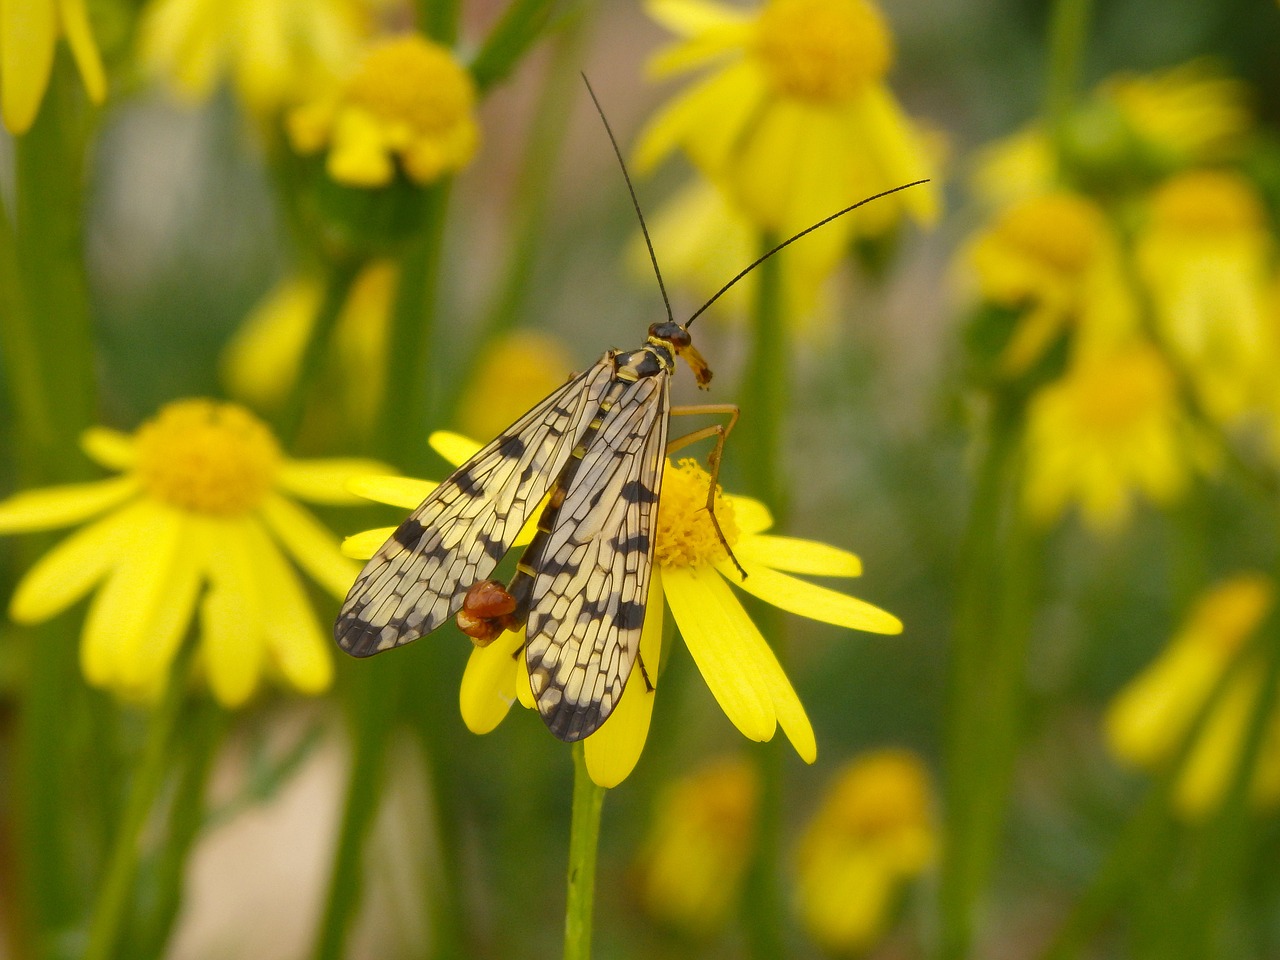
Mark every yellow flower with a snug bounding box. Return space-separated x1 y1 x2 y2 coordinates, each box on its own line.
137 0 370 118
964 191 1136 375
794 749 936 954
1105 574 1280 818
0 0 105 134
454 331 576 442
1021 343 1205 532
1136 169 1276 424
636 756 758 935
221 262 396 433
635 0 939 273
0 400 384 706
344 435 903 787
287 33 478 188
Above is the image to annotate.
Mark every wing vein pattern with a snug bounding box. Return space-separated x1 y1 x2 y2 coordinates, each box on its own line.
336 355 616 656
525 373 670 741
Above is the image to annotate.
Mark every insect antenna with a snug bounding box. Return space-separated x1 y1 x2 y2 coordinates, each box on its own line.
580 73 676 326
683 179 931 329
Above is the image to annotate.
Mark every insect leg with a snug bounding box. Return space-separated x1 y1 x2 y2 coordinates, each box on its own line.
668 404 746 579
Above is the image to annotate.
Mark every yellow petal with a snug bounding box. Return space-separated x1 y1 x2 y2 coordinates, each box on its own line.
80 502 182 691
259 493 360 599
517 644 536 709
249 519 333 695
648 24 752 79
735 534 862 577
726 494 772 535
585 573 665 787
723 560 903 634
459 626 526 734
80 427 135 470
277 458 397 505
663 565 775 741
645 0 750 37
0 476 138 533
1 0 56 133
845 87 940 225
429 431 484 466
9 500 147 623
346 475 437 509
342 526 396 560
736 609 816 763
57 0 106 103
200 518 264 707
633 61 765 174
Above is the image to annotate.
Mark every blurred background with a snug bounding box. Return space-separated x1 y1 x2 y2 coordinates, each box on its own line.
2 0 1280 958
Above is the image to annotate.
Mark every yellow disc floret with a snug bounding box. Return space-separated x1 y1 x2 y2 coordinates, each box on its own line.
133 400 281 516
753 0 893 103
988 192 1107 279
1146 169 1265 237
655 459 740 568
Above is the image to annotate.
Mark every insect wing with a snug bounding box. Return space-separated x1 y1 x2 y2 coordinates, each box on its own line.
525 373 669 740
336 356 616 657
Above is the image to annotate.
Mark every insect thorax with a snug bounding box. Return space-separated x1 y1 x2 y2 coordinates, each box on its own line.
613 341 675 381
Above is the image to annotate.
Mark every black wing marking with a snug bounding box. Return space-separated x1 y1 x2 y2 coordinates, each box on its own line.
336 355 616 656
524 373 669 740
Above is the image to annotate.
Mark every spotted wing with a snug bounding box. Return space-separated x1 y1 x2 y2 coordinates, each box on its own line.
336 355 616 657
524 373 669 741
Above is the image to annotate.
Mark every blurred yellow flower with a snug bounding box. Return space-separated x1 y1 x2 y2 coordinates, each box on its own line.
138 0 370 117
795 749 936 954
344 436 903 787
0 0 105 134
221 261 396 433
1106 574 1280 818
287 33 478 188
0 400 384 706
1136 169 1276 424
965 191 1135 375
455 331 575 442
636 756 758 935
1022 344 1204 532
636 0 938 275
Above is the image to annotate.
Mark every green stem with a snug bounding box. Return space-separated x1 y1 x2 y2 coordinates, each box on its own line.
376 183 452 471
1044 0 1094 167
469 0 567 94
82 643 195 960
419 0 461 44
275 257 364 447
564 743 606 960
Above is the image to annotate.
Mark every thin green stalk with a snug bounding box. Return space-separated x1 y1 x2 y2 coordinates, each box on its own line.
376 183 452 470
419 0 461 45
82 642 195 960
564 743 606 960
470 0 567 94
275 257 364 446
1044 0 1094 166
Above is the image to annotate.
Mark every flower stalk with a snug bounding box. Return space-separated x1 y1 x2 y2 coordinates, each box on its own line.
564 743 607 960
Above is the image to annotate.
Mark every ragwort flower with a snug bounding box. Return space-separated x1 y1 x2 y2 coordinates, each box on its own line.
794 749 936 954
1105 574 1280 818
138 0 370 118
344 434 903 787
0 400 382 706
0 0 105 134
635 0 939 264
286 33 478 188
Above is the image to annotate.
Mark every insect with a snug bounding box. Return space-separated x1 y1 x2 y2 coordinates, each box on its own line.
335 77 927 741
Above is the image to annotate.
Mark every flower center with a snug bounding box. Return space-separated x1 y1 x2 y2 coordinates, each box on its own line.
753 0 893 103
994 192 1107 277
654 459 740 568
1147 169 1265 237
345 35 475 140
1073 348 1173 434
133 400 281 516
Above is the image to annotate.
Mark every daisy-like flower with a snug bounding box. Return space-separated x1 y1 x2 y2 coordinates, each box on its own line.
1105 574 1280 818
221 261 397 433
1021 343 1209 533
794 749 935 954
344 434 903 787
1136 169 1276 424
286 33 479 188
635 0 939 273
0 0 106 133
137 0 370 118
0 400 383 706
963 191 1136 376
635 756 758 935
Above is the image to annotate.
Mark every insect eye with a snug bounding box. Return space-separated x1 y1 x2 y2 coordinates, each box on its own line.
649 321 691 348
